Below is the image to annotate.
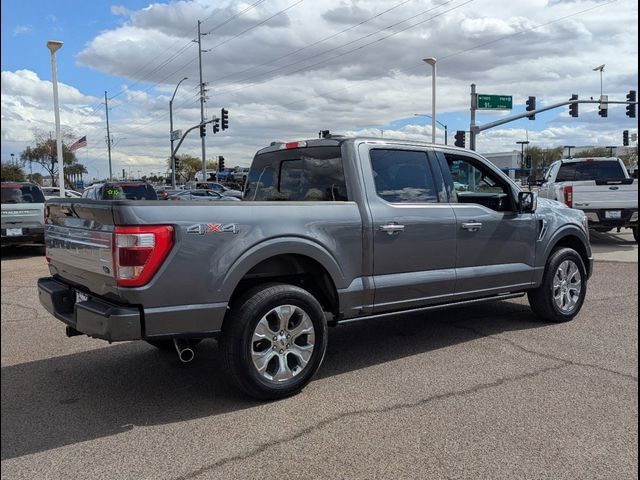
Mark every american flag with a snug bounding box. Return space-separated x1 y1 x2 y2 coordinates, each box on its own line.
69 136 87 151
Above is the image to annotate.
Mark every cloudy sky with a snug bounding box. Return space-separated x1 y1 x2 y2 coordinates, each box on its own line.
1 0 638 179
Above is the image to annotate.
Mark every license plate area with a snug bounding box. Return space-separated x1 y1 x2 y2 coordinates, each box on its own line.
6 228 22 236
605 210 622 219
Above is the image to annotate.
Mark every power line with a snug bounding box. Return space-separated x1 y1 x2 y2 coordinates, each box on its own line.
208 0 414 84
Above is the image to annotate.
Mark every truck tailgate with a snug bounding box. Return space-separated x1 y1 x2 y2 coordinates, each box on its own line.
45 200 118 297
572 181 638 210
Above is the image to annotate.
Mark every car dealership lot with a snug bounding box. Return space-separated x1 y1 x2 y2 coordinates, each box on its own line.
1 241 637 480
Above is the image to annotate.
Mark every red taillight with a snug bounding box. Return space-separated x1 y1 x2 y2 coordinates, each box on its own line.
281 141 307 150
563 185 573 208
113 225 174 287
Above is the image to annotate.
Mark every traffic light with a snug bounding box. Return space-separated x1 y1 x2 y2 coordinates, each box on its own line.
623 130 629 146
199 124 206 137
212 118 220 134
174 157 181 170
569 94 579 117
598 95 608 117
526 96 536 120
221 108 229 130
454 130 465 148
626 90 636 118
525 155 532 169
218 156 225 171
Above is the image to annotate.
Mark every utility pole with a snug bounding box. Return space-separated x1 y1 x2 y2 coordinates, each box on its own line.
197 20 207 183
104 91 113 180
470 84 477 151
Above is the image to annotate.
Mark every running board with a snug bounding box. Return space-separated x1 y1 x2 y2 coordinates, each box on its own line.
336 292 526 326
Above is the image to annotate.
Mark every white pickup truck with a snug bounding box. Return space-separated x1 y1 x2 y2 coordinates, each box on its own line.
539 157 638 242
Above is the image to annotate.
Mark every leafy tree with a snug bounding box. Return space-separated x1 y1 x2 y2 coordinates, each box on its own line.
618 146 638 168
168 154 202 182
20 129 83 186
1 163 25 182
573 147 611 158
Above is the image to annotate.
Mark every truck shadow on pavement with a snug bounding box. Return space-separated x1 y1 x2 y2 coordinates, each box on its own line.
1 300 544 460
0 245 46 260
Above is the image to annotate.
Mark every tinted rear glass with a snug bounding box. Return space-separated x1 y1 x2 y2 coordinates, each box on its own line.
556 161 626 182
102 184 158 200
244 146 347 201
1 184 45 204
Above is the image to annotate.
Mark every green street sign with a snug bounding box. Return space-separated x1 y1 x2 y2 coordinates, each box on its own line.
477 94 513 110
170 129 182 141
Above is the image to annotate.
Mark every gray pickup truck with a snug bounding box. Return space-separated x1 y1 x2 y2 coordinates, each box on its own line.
38 137 593 399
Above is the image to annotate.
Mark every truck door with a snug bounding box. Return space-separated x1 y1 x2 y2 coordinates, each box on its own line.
358 144 457 313
434 150 538 296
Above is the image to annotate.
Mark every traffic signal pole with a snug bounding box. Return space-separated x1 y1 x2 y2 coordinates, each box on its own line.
468 91 637 150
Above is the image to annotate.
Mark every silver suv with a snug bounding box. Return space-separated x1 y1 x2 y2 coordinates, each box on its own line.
1 182 46 246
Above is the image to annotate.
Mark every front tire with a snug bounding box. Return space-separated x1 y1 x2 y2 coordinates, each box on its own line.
528 248 587 323
221 284 328 400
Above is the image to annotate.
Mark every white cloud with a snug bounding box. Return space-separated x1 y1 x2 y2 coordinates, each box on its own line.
13 25 32 36
2 0 638 177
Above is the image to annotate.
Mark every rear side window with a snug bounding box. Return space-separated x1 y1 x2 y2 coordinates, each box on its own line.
244 147 347 201
556 161 626 181
102 184 158 200
1 184 45 204
370 149 438 203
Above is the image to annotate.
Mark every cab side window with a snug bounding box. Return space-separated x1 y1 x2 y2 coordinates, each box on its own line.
444 154 513 212
370 149 438 203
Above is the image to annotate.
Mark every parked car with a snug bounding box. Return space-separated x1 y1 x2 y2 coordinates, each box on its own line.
42 187 82 200
156 189 181 200
1 182 45 246
191 182 243 199
82 181 158 200
40 136 592 400
169 189 241 201
538 157 638 241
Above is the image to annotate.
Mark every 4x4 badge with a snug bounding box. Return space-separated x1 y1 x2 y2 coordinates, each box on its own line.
186 223 239 235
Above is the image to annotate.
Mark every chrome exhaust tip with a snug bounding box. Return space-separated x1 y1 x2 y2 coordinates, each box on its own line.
173 339 195 363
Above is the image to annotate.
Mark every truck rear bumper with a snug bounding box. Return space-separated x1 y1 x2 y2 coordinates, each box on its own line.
584 209 638 228
38 277 142 342
1 227 44 246
38 277 228 341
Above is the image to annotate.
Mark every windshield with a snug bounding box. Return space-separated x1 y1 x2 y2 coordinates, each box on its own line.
1 184 45 204
556 160 627 182
102 183 158 200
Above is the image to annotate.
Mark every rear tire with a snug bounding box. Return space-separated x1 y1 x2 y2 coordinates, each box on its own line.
221 283 328 400
528 248 587 323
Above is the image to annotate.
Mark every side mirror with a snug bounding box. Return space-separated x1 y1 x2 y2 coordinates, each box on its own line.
518 191 537 213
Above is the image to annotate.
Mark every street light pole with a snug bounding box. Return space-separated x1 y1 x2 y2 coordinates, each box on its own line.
423 57 437 144
516 140 530 173
414 114 448 145
169 77 188 188
47 40 65 197
593 64 605 97
564 145 576 159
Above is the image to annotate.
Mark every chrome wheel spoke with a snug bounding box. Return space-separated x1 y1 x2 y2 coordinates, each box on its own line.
288 313 313 341
275 305 294 332
252 318 274 341
252 349 275 376
552 259 583 313
271 355 294 382
289 344 313 367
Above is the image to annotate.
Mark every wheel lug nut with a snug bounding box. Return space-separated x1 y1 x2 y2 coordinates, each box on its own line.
286 334 290 339
279 349 283 354
273 345 277 350
280 331 284 335
286 344 290 348
273 336 277 340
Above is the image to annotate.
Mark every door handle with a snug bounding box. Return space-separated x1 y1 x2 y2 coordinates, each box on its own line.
461 222 483 232
379 223 405 235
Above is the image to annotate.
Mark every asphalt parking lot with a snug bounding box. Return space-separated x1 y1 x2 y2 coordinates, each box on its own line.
1 234 637 480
